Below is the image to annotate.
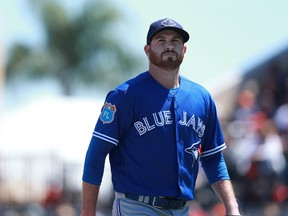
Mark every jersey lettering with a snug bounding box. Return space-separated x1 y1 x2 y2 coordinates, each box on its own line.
143 117 155 131
134 110 206 137
153 112 165 126
134 111 173 135
196 118 205 137
134 121 147 136
179 112 205 137
163 111 173 124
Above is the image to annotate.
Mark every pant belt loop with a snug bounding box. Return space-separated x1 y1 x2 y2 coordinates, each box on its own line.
115 192 126 198
138 195 144 202
143 196 150 204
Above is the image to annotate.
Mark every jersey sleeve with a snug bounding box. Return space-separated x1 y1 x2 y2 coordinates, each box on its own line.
199 93 229 183
200 94 226 158
82 85 133 185
201 152 230 184
94 88 131 146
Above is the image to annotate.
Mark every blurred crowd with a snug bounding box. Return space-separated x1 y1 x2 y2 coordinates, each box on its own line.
222 62 288 215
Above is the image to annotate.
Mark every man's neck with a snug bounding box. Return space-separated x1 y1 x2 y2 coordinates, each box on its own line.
149 64 180 89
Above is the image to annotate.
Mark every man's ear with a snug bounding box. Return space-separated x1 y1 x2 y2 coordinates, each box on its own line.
144 45 150 57
183 45 187 54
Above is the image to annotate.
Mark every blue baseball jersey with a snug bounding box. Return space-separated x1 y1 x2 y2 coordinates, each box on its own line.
83 71 227 200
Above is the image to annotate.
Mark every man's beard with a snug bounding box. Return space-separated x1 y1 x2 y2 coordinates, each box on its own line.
149 49 184 71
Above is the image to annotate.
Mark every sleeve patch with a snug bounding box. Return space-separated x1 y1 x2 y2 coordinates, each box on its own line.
100 102 117 124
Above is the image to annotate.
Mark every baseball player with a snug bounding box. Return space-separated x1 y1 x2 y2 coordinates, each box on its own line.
81 18 241 216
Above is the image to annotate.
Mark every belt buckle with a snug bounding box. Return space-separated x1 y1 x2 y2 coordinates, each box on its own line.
152 196 164 209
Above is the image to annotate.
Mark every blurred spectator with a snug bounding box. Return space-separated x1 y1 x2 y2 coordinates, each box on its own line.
43 183 62 207
250 115 286 176
262 202 281 216
188 201 208 216
233 88 258 121
209 203 226 216
274 102 288 134
55 202 76 216
42 183 63 216
3 210 20 216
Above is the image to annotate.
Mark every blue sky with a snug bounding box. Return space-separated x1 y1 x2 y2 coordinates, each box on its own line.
123 0 288 84
1 0 288 86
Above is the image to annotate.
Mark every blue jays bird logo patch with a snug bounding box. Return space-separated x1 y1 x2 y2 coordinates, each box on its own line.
100 102 117 124
185 140 202 167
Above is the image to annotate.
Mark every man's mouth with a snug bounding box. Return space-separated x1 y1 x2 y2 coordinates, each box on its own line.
162 52 177 57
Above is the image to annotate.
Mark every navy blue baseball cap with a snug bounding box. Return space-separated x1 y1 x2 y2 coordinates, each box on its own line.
146 18 190 44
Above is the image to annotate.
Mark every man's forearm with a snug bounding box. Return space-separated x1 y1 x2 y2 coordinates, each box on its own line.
81 181 100 216
212 179 240 215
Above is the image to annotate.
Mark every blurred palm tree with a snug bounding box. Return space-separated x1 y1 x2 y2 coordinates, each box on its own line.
6 0 143 95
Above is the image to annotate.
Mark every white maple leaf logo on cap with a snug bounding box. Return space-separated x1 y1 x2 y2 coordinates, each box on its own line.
161 18 176 27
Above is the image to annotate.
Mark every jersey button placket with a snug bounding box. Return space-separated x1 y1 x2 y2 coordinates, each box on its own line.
173 96 185 190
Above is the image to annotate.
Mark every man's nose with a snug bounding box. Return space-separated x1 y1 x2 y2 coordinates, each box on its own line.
166 44 174 51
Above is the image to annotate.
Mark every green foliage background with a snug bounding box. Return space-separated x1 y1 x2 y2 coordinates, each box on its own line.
6 0 144 95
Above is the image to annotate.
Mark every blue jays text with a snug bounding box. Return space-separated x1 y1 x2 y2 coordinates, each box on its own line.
134 110 206 137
